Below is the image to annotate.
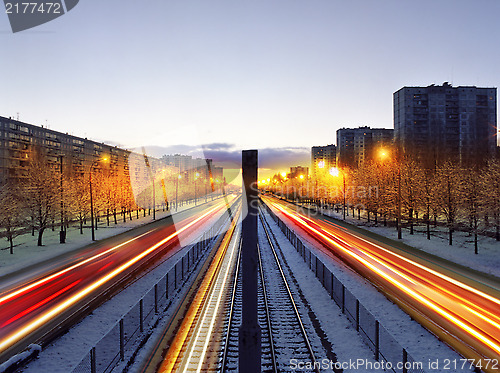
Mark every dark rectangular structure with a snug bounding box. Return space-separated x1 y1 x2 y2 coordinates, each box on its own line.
239 149 261 373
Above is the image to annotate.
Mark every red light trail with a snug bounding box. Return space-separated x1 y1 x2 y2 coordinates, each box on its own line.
263 197 500 371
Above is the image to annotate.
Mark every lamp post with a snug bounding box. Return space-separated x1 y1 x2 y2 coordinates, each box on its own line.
90 164 95 241
396 146 402 239
152 170 156 221
59 155 66 243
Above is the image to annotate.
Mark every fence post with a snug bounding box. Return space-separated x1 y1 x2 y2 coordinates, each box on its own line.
402 348 408 373
154 284 158 314
166 273 169 299
356 299 360 332
322 262 326 286
90 347 96 373
139 299 144 333
375 320 380 360
119 319 124 361
330 274 334 299
174 265 177 289
181 256 185 279
341 284 345 313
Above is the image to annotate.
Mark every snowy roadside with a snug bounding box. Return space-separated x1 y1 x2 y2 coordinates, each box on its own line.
298 203 500 279
20 208 226 373
0 198 222 278
261 207 472 373
259 212 383 373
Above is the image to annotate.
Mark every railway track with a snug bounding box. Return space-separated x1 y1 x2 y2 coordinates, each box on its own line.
254 206 321 373
154 202 330 372
221 206 326 372
145 204 242 373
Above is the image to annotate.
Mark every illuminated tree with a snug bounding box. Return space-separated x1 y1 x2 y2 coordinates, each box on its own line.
23 149 59 246
70 175 90 234
481 159 500 241
0 182 25 254
419 169 438 240
400 158 424 235
461 167 482 253
434 161 463 245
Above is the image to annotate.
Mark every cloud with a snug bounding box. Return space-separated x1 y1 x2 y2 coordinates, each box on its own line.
119 142 310 172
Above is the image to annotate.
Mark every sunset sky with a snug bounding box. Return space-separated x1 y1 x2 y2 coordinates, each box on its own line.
1 0 499 181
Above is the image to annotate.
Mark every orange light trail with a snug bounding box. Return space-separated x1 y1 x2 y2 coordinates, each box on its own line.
158 207 240 373
263 197 500 365
0 200 231 356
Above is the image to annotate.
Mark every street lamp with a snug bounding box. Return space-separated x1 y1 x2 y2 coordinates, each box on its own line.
58 155 66 243
151 170 156 221
330 167 346 220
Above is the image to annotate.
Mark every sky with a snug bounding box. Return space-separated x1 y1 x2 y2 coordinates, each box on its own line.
1 0 500 179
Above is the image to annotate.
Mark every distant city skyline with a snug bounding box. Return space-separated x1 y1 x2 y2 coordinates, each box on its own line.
1 0 499 175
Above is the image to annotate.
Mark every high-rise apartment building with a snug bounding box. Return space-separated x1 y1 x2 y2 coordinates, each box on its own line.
161 154 215 182
394 83 497 165
0 116 134 184
336 126 393 168
0 116 222 187
288 166 309 179
311 145 336 177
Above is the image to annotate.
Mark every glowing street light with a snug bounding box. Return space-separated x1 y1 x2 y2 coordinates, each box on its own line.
378 147 390 161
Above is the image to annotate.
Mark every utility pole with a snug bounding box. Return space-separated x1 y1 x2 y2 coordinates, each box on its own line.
142 148 155 220
90 165 95 241
397 143 402 239
239 150 261 373
59 155 66 243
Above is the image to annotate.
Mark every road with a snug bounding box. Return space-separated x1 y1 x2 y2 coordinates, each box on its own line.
0 196 235 364
263 196 500 373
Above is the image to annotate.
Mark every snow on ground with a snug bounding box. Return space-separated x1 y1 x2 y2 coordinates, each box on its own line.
0 199 217 278
262 208 473 373
299 203 500 279
20 208 225 373
259 214 383 373
21 245 190 373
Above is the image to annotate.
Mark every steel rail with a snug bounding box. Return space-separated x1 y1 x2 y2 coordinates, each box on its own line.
258 206 320 373
221 238 242 372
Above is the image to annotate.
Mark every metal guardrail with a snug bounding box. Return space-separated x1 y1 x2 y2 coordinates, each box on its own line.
261 200 426 373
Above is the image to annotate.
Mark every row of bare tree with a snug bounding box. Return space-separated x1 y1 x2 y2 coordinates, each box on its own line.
0 152 140 252
0 151 221 253
269 158 500 253
348 159 500 251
